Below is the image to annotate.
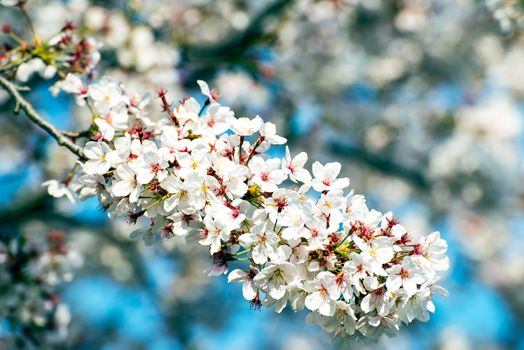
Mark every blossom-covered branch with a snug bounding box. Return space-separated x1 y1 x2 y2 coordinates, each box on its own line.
43 76 450 339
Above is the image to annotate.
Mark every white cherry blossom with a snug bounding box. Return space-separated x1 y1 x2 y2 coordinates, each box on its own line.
82 141 113 175
311 161 350 192
207 200 247 232
239 222 278 265
412 232 450 275
282 147 312 183
229 115 263 136
111 164 141 203
354 235 395 276
259 122 286 145
199 215 230 254
89 78 126 113
135 150 168 184
386 260 426 297
248 156 286 193
160 176 195 214
304 271 339 316
43 180 76 203
51 73 88 103
227 268 258 301
201 103 233 135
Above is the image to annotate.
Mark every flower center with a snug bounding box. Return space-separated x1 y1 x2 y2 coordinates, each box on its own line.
231 207 240 218
275 197 288 211
261 172 270 182
399 268 410 279
152 163 161 173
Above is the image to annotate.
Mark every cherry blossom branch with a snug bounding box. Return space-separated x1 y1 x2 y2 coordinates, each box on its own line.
0 75 85 159
40 77 449 339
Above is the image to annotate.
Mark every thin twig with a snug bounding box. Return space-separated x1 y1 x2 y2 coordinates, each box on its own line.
61 129 91 139
20 6 37 39
0 75 85 159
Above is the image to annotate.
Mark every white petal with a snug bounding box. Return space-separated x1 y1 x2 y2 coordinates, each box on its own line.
161 176 181 193
242 281 257 301
83 142 103 159
324 162 341 178
111 181 133 197
197 80 211 97
227 269 247 283
312 161 324 179
386 275 402 292
360 294 373 313
83 160 101 175
252 245 268 265
318 300 335 317
238 233 258 247
294 168 312 183
269 282 286 300
305 292 322 311
293 152 308 167
403 279 418 296
129 187 141 203
116 164 135 181
164 196 180 212
136 170 154 185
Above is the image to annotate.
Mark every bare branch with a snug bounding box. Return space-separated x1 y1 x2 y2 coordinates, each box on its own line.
0 75 85 159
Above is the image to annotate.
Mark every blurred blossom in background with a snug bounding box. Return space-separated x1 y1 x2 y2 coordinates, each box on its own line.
1 0 524 349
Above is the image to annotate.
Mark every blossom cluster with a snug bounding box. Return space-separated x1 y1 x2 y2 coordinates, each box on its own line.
0 230 81 346
28 1 181 94
0 9 100 83
46 76 450 339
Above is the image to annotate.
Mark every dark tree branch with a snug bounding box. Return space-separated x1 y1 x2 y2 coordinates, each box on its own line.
0 75 85 159
328 141 431 190
182 0 293 62
0 192 50 223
